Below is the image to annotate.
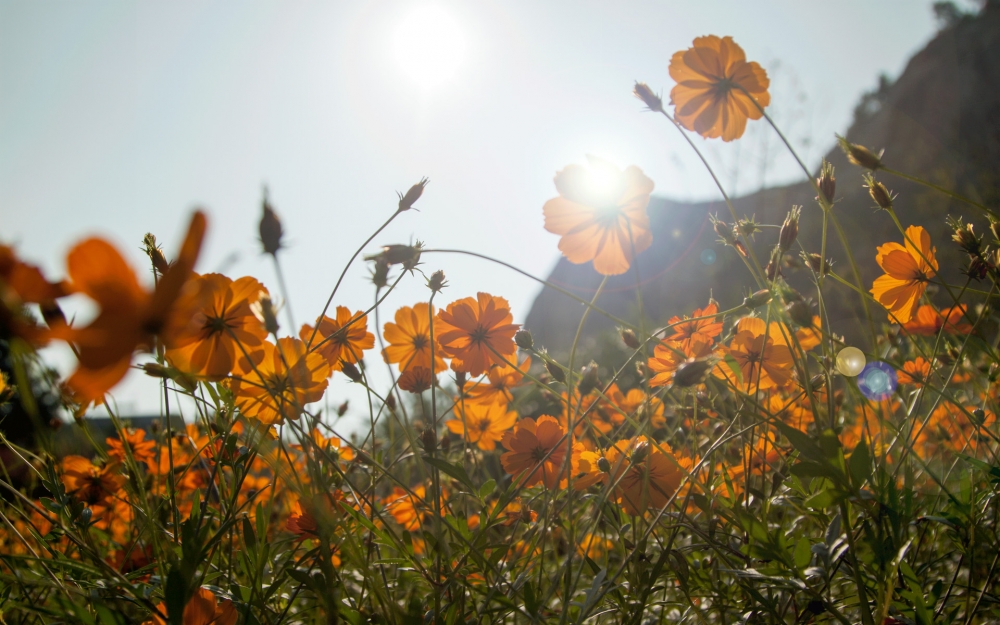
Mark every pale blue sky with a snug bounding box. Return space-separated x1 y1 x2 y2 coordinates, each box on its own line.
0 1 951 425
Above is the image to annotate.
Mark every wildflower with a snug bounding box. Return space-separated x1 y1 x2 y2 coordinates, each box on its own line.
901 304 972 336
668 35 770 141
145 587 237 625
398 366 434 393
0 244 69 344
632 81 664 113
383 303 446 373
437 293 519 377
300 306 374 370
648 338 714 388
871 225 937 324
397 177 429 212
500 416 576 488
577 533 616 560
605 437 683 515
61 456 125 507
58 211 206 404
716 317 794 391
295 428 355 464
385 485 446 530
542 158 654 276
897 357 932 386
165 274 269 380
231 338 331 425
446 399 517 451
465 356 531 406
663 301 722 352
106 428 157 467
673 358 716 387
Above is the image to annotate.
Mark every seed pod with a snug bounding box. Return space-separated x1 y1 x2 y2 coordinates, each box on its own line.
632 82 664 113
816 160 836 204
577 361 600 395
765 259 780 281
621 328 641 350
778 206 801 252
837 135 883 170
439 434 451 453
397 178 429 212
514 329 534 350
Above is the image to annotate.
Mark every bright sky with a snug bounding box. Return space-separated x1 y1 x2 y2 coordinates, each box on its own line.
0 1 949 428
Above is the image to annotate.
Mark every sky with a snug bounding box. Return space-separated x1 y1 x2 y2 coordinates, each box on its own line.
0 1 954 430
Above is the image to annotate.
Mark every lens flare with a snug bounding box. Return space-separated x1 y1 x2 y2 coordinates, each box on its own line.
858 361 897 401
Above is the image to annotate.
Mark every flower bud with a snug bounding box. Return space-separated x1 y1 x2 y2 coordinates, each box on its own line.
455 370 467 390
40 300 66 328
421 427 437 452
802 252 833 275
385 393 397 410
785 300 813 328
370 258 390 289
577 361 600 396
427 270 446 292
837 135 883 170
711 215 735 245
778 206 801 253
967 256 990 281
514 329 534 350
251 296 280 335
367 243 423 271
864 173 894 210
439 433 451 453
734 240 749 258
397 178 429 212
341 362 363 383
816 160 836 204
765 259 780 281
972 408 986 424
546 360 566 383
630 440 649 464
337 400 349 417
632 82 664 113
990 218 1000 244
259 191 284 256
808 374 826 389
142 233 170 275
621 328 641 350
951 221 981 255
673 358 715 387
743 289 772 309
597 456 611 473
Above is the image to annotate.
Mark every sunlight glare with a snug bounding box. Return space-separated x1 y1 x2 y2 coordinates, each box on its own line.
392 6 466 88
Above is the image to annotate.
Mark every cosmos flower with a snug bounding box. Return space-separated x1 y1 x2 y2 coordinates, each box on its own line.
231 338 331 425
382 303 445 373
446 398 517 451
500 416 575 489
542 158 654 276
871 225 937 324
301 306 374 370
604 437 683 515
668 35 770 141
436 293 519 377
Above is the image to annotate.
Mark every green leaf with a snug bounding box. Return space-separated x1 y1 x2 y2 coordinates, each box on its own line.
479 479 496 501
242 516 256 551
165 568 186 625
773 421 827 464
422 456 477 493
523 580 539 615
793 537 811 569
848 439 871 488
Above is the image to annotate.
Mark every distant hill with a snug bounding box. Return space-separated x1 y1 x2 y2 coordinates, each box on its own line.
524 2 1000 357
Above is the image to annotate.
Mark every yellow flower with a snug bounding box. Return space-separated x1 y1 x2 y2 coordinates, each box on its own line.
300 306 374 370
232 338 331 425
446 399 517 451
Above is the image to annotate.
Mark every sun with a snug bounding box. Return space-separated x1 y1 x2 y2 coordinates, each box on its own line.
392 6 466 89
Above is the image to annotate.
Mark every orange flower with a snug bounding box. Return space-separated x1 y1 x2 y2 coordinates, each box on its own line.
542 158 654 276
59 211 206 404
871 225 937 324
398 366 434 393
145 587 237 625
897 357 932 386
500 416 576 488
0 244 69 345
446 399 517 451
106 428 157 467
465 356 531 406
165 274 268 379
382 303 445 373
300 306 374 370
663 301 722 352
231 338 331 425
384 485 446 530
577 533 615 560
295 428 355 463
605 437 683 515
668 35 770 141
436 293 519 377
716 317 794 391
648 338 714 388
901 304 973 336
61 456 125 508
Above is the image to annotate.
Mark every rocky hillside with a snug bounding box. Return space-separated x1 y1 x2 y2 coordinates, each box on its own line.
525 2 1000 357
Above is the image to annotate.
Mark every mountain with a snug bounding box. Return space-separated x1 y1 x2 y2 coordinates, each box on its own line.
524 2 1000 358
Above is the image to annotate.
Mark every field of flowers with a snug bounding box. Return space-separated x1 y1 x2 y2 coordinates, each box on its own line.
2 34 1000 624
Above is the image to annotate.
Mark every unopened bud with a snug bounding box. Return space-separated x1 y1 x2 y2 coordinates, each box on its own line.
621 328 641 350
337 400 349 417
673 358 714 387
837 135 883 170
778 206 801 252
427 270 446 292
951 222 981 255
809 374 826 389
397 178 429 212
251 296 280 334
967 256 990 281
385 393 397 410
546 360 566 383
785 300 813 327
142 233 170 275
802 252 833 275
711 215 735 245
635 361 648 379
743 289 772 309
439 434 451 453
597 456 611 473
514 329 533 350
765 259 780 281
341 362 363 383
141 363 197 392
259 190 284 256
370 258 390 289
455 370 467 390
630 440 649 464
577 361 600 396
632 82 664 113
972 408 986 424
864 174 894 210
367 243 423 271
816 161 836 204
421 428 437 452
